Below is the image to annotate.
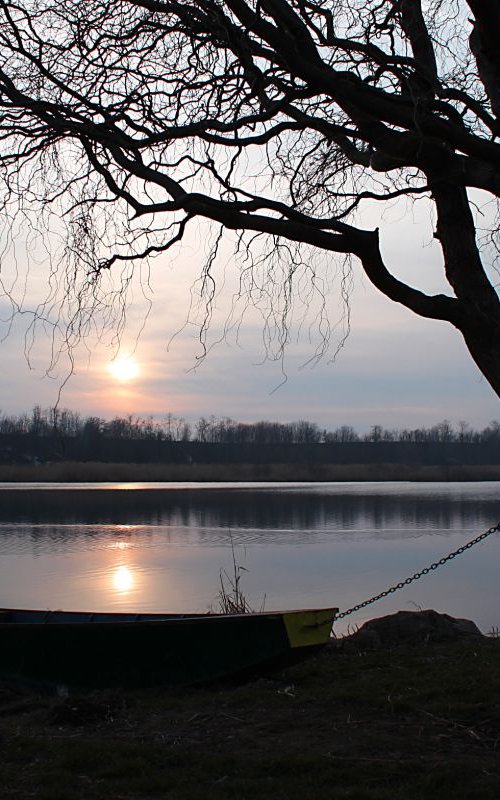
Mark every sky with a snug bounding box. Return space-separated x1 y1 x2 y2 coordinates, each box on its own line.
0 196 498 433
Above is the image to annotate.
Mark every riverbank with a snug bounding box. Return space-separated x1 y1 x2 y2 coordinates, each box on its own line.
1 618 499 799
1 460 500 482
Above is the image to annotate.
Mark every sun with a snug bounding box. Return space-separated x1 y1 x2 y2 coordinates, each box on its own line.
108 355 140 382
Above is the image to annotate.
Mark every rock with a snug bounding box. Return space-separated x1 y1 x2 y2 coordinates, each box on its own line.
342 609 483 648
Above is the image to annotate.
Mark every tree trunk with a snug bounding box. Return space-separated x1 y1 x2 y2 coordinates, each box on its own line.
458 313 500 398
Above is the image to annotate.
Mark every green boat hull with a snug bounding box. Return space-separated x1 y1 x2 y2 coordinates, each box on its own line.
0 608 336 688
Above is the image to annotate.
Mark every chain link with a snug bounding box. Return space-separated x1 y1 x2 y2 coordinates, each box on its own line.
336 521 500 621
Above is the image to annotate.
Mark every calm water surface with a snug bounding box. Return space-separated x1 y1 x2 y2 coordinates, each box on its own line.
0 481 499 635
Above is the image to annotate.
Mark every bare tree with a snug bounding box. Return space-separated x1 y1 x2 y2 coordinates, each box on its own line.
0 1 499 395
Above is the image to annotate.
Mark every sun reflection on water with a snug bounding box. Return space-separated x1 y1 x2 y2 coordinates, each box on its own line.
113 564 134 593
112 540 131 551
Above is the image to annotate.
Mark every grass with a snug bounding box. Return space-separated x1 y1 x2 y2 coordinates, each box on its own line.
1 460 500 482
213 535 265 615
215 550 253 615
1 635 500 798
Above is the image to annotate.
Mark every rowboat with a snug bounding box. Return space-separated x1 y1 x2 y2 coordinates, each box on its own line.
0 607 336 688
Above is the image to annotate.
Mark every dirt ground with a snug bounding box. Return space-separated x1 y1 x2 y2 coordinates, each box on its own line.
1 632 500 799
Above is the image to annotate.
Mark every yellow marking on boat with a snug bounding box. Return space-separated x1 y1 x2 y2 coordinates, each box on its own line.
283 608 337 649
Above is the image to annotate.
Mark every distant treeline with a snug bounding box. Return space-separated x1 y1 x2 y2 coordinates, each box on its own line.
1 405 500 444
0 406 499 467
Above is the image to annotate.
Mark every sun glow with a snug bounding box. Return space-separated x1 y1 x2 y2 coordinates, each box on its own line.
108 356 140 382
113 565 134 593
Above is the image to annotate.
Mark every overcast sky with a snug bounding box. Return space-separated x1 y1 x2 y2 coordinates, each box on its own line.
0 196 498 432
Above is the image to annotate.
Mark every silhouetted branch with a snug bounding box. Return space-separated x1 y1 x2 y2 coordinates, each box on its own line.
0 1 498 393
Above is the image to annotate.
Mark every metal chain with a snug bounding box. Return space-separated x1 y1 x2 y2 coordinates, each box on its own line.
336 521 500 621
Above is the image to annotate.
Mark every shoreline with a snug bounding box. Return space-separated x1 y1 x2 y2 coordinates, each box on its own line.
1 614 499 799
0 460 499 483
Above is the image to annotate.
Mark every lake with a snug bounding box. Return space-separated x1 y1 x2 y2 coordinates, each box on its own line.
0 481 499 635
